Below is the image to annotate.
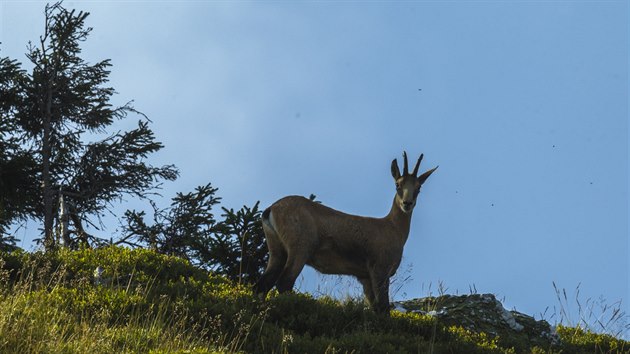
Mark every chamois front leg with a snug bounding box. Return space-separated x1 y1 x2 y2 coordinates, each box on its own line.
358 277 376 308
369 268 391 314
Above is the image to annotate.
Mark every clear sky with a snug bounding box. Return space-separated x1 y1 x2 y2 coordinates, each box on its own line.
1 0 628 336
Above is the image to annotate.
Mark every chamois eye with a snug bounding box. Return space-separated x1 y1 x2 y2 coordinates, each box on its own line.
395 183 400 189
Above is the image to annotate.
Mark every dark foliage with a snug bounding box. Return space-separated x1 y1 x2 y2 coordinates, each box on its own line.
0 54 38 248
120 184 268 283
204 202 268 284
120 184 221 259
0 2 177 249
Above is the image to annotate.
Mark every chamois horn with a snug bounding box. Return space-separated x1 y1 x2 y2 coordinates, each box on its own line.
412 154 424 176
402 151 409 175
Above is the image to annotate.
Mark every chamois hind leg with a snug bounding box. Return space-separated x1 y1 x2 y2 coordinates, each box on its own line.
275 251 308 293
274 228 316 293
253 223 287 296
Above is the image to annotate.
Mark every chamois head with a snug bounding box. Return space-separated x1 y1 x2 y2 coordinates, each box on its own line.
391 152 438 214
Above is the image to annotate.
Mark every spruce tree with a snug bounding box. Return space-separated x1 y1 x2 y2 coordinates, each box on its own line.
0 2 177 250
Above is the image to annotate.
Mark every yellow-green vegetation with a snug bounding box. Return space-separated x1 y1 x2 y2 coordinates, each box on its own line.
0 246 627 353
555 325 628 354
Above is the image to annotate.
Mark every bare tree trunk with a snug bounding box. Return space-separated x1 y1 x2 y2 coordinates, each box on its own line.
69 204 91 248
57 192 71 247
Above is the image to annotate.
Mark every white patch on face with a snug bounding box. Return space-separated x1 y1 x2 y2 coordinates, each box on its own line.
398 192 416 214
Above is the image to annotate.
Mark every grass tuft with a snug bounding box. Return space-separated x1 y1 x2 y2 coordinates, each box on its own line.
0 246 627 353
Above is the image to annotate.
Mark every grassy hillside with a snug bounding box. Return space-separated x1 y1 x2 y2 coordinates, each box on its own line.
0 246 626 353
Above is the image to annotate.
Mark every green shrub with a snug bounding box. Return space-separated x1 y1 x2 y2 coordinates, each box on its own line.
0 246 627 354
556 325 628 354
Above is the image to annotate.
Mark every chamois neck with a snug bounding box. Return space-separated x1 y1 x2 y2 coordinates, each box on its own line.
386 197 412 243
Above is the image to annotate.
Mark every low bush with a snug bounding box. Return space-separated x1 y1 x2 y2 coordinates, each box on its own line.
0 246 627 353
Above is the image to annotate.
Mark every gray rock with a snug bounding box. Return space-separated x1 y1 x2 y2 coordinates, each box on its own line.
394 294 557 350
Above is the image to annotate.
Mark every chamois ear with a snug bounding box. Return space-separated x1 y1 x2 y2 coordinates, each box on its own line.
418 166 438 185
391 159 401 180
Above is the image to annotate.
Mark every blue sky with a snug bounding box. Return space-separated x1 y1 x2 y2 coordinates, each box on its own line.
1 0 627 334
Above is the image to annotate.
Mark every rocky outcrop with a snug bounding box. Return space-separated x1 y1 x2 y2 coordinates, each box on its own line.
393 293 560 350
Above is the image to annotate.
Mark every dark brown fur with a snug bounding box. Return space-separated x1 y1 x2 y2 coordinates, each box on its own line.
254 153 437 314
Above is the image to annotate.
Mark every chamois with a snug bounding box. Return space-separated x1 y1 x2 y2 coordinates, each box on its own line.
254 152 437 313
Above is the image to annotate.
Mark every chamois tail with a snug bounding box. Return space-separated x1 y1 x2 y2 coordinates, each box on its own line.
261 207 276 233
